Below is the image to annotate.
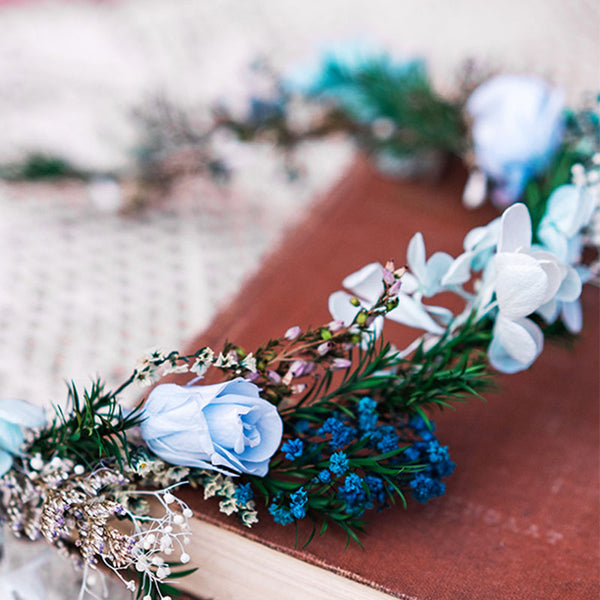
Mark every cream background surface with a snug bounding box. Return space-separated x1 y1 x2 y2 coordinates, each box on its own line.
0 0 598 170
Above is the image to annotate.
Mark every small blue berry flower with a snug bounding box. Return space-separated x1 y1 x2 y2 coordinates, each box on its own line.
234 482 254 506
281 438 304 461
317 469 332 483
269 502 295 526
329 451 349 477
289 487 308 520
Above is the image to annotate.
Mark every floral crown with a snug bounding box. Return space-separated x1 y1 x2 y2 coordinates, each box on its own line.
1 52 598 600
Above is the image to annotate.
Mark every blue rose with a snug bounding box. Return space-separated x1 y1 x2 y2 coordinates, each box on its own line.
467 74 565 206
0 399 46 476
140 379 283 477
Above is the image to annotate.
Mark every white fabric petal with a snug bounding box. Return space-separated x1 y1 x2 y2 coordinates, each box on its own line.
494 315 544 365
406 233 426 281
386 294 446 334
441 252 473 286
399 272 419 294
328 290 362 326
497 203 531 253
342 262 384 304
493 252 551 318
535 257 564 304
422 252 454 296
464 217 501 252
488 335 532 374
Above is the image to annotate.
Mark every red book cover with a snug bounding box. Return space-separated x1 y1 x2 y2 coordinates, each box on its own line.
171 159 599 600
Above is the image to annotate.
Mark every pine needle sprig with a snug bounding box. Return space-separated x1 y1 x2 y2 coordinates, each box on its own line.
29 379 145 468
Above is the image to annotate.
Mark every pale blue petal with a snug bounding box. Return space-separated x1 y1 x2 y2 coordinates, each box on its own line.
422 252 454 296
555 267 582 302
0 399 46 429
0 421 25 454
494 165 528 205
231 403 283 463
216 379 261 399
538 223 568 262
146 437 215 470
544 185 579 232
211 445 270 476
426 305 454 325
204 404 252 452
464 218 500 252
537 299 559 324
561 300 583 334
575 265 592 284
143 384 202 416
141 398 208 439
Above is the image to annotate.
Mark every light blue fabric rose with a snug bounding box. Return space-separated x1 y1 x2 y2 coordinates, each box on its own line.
0 399 46 476
140 379 283 477
467 74 565 206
